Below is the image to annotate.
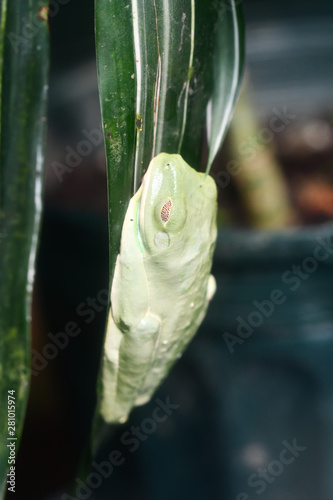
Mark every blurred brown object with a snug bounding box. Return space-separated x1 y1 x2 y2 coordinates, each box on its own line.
296 179 333 219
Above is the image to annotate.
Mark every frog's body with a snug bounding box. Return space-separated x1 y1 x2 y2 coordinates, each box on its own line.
100 153 217 423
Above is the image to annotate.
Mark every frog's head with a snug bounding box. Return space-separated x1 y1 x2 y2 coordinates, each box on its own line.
136 153 217 259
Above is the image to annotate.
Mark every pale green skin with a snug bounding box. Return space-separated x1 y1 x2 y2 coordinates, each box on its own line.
100 153 217 423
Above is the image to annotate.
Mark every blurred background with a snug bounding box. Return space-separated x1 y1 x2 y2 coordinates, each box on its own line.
7 0 333 499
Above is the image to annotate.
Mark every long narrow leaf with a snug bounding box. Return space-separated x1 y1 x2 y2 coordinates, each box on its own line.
131 0 158 189
206 0 245 173
153 0 194 159
179 2 218 170
131 0 195 190
95 0 136 283
0 2 7 140
0 1 49 495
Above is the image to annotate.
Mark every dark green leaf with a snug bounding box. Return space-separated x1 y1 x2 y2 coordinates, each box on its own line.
95 0 136 283
180 2 218 169
0 1 49 495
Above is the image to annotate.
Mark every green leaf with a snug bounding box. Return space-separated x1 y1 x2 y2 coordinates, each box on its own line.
206 0 245 173
152 0 194 159
179 2 218 170
0 1 49 495
95 0 136 284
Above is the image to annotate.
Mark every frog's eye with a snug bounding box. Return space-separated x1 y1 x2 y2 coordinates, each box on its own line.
154 196 186 231
160 199 172 223
155 197 172 226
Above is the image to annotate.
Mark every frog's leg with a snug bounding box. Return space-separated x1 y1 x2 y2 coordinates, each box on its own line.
133 274 218 408
100 310 123 423
101 311 160 423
